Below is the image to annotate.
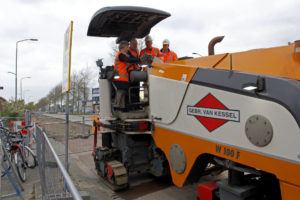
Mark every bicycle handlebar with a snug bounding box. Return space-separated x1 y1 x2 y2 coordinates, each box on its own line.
0 126 10 132
0 125 33 139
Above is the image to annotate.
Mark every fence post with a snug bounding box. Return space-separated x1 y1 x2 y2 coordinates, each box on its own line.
65 92 70 172
82 116 85 136
36 126 47 198
25 110 31 126
0 139 2 199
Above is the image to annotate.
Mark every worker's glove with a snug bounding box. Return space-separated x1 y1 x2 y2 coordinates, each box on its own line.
152 57 163 64
140 54 154 64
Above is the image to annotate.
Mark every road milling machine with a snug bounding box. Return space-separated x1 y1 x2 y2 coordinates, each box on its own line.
88 6 300 200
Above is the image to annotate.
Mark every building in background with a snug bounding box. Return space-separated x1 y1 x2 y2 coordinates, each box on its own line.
0 96 7 113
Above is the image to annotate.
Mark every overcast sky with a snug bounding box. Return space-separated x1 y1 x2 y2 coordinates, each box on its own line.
0 0 299 103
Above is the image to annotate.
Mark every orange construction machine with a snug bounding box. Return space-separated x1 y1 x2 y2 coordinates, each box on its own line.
88 6 300 200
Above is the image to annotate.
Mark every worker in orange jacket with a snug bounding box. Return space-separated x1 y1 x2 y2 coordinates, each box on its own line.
128 38 141 72
113 41 140 109
128 38 142 104
160 39 178 63
140 35 162 59
114 41 141 82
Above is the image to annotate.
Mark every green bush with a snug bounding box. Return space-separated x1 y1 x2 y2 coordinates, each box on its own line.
0 100 25 118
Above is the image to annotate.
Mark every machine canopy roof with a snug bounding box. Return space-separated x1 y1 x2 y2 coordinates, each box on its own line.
87 6 171 43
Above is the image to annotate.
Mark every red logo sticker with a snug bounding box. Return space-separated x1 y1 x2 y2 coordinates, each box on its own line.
187 93 240 132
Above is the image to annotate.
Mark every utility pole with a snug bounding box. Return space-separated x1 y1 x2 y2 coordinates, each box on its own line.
63 21 73 172
20 76 31 100
15 38 38 101
83 81 86 114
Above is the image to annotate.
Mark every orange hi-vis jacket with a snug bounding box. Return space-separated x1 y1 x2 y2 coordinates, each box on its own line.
128 48 140 71
114 52 129 82
161 50 178 63
129 48 139 58
140 47 161 57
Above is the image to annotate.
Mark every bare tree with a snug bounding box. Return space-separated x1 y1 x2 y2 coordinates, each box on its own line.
68 67 93 114
109 40 118 60
53 83 62 112
36 66 94 114
47 88 55 112
36 97 49 111
77 67 92 113
70 71 79 113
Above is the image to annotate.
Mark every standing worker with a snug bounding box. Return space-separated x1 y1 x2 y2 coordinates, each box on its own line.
160 39 178 63
128 38 141 104
128 38 139 58
128 38 141 72
140 35 162 58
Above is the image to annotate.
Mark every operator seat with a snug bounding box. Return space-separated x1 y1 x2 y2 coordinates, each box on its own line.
111 70 148 109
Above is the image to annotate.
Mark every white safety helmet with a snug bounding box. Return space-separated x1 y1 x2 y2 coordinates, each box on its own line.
145 35 153 42
163 39 170 45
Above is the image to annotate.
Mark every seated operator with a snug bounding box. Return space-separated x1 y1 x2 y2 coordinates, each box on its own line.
113 40 141 110
160 39 178 63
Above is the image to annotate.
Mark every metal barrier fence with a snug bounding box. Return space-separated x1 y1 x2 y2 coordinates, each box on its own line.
65 117 97 155
38 115 99 155
35 125 83 200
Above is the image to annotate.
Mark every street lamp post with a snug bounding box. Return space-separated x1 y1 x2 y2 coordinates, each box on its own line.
8 71 16 76
23 90 30 103
20 76 31 100
15 38 38 101
8 72 16 98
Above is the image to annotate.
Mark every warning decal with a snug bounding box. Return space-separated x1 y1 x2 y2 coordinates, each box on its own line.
187 93 240 132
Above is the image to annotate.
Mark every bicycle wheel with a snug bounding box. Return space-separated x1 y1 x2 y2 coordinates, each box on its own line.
23 145 37 168
14 150 26 182
1 147 11 177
